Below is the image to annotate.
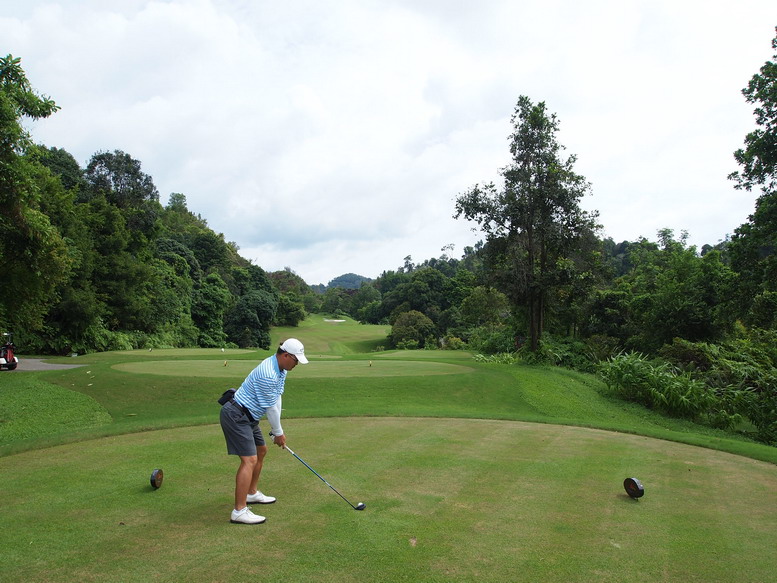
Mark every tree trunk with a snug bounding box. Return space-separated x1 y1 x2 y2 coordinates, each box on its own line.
528 290 540 352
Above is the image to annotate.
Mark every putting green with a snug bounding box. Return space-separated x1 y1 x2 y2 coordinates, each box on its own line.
112 359 475 378
116 348 256 356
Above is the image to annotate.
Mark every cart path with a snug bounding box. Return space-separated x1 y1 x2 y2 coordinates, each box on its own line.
10 358 85 371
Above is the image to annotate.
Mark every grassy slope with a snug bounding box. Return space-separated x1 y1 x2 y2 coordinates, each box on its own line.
2 315 776 463
0 375 112 443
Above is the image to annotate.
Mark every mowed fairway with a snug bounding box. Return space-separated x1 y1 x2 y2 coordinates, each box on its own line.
1 418 776 583
2 317 777 582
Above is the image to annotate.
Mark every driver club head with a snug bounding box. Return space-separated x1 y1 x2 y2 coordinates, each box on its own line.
283 444 365 512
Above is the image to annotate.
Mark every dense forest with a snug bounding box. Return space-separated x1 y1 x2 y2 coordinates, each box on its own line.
1 30 775 443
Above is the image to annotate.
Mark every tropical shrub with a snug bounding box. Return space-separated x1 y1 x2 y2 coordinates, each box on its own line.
473 352 519 365
598 352 743 429
660 335 777 443
466 325 515 354
442 335 466 350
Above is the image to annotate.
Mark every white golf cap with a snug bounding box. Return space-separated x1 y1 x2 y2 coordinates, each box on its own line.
280 338 308 364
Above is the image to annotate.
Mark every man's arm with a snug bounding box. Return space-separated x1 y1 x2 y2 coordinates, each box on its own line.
266 396 285 446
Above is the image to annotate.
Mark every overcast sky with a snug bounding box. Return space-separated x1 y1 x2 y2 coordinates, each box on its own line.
2 1 775 285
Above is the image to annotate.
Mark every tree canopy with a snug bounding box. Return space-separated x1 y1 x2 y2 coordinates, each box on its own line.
0 55 69 331
729 27 777 192
727 27 777 324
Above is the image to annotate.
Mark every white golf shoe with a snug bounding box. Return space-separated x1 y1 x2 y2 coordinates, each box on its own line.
246 491 276 504
230 507 266 524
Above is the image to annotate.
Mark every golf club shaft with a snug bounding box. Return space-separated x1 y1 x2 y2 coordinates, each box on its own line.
284 446 358 510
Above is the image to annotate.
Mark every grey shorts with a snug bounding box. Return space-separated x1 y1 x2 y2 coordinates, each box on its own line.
220 400 265 456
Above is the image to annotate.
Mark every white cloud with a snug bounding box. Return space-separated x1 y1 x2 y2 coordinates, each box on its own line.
2 0 774 284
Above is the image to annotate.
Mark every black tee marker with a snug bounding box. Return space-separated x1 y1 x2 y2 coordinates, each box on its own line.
624 477 644 498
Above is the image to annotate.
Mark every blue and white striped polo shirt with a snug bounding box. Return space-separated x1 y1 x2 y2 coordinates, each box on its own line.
233 354 286 420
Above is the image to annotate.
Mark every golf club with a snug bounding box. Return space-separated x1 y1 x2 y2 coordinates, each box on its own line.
283 445 365 511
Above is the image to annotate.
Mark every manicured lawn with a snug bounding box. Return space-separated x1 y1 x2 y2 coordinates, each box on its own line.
1 418 776 583
1 315 776 582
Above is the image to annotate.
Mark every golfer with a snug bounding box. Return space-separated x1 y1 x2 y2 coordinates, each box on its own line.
220 338 308 524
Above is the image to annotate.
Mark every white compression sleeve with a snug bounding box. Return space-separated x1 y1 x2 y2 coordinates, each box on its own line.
266 395 283 436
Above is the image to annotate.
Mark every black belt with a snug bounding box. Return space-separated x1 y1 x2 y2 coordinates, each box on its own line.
231 399 256 423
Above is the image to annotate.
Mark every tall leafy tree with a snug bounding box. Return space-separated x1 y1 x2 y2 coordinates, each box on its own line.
224 263 278 347
388 310 436 348
224 289 278 349
268 268 320 313
320 286 350 316
0 55 70 331
729 191 777 310
350 283 381 318
82 194 156 331
156 237 202 285
192 273 230 347
160 192 211 244
460 286 510 327
29 156 104 352
149 250 198 344
235 263 275 296
273 293 307 327
630 233 736 350
83 150 160 207
586 231 737 351
380 267 453 326
729 27 777 192
82 150 161 247
455 96 600 351
189 230 231 274
373 270 409 302
35 146 85 192
728 28 777 323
